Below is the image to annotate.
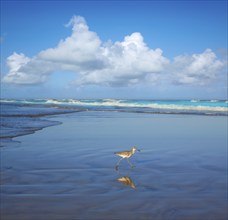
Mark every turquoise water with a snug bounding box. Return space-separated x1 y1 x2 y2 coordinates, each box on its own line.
1 99 228 115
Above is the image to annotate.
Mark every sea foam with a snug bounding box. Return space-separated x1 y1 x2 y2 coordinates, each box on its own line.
1 99 227 114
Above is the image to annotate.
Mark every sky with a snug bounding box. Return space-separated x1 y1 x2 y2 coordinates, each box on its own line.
1 0 227 99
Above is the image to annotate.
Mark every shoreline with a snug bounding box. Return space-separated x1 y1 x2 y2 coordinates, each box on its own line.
1 105 227 142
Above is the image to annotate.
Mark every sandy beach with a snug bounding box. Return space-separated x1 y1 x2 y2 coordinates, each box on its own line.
1 111 227 220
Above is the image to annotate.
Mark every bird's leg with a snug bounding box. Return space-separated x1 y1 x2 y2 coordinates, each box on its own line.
116 157 124 169
127 158 134 168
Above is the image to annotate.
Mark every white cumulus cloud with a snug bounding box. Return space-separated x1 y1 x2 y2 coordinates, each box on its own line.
2 15 226 87
75 32 169 86
39 16 105 71
3 52 57 84
171 49 226 85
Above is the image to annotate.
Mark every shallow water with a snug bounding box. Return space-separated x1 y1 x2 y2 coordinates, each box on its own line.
0 103 75 140
1 112 227 220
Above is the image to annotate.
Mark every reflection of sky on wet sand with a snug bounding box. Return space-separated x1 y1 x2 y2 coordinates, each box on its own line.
1 112 227 220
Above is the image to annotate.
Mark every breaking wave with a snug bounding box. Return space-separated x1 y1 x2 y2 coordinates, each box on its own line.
1 99 227 115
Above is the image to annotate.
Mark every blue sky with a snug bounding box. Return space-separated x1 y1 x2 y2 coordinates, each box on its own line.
1 0 227 99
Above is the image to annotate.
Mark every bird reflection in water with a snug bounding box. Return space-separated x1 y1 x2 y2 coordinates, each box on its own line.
117 176 136 189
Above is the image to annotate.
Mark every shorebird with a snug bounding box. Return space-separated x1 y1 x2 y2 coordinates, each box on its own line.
114 146 140 169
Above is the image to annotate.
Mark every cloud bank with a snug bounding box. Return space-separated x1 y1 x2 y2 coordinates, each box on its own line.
2 15 226 87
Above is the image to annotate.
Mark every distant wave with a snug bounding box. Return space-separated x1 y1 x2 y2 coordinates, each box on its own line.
190 99 200 103
43 99 227 112
1 99 227 114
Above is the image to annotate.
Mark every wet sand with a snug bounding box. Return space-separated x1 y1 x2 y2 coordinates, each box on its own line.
1 112 227 220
